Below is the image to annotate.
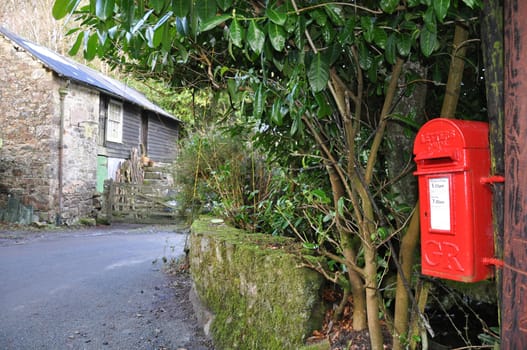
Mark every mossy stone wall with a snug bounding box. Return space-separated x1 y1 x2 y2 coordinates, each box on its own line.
189 217 326 349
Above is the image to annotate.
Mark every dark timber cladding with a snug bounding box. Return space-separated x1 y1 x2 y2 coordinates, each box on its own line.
503 0 527 347
147 115 179 163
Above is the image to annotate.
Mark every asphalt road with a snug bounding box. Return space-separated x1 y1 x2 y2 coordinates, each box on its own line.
0 225 212 350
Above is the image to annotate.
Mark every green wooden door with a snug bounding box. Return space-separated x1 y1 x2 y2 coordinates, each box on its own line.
97 155 108 193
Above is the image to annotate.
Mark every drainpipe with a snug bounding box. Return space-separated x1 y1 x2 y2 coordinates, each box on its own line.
57 82 69 225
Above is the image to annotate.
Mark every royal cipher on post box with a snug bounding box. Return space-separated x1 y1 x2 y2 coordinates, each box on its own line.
413 118 494 282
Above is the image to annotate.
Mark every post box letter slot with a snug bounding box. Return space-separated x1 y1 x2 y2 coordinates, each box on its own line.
415 150 459 167
421 156 456 167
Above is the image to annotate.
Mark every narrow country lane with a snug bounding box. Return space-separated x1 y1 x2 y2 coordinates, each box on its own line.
0 225 212 350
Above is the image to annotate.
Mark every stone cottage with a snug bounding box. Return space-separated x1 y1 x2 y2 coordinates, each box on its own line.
0 27 181 224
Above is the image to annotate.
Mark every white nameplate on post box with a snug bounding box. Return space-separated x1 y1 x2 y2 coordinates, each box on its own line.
429 177 451 231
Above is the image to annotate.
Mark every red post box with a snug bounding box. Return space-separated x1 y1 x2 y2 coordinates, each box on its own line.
413 118 494 282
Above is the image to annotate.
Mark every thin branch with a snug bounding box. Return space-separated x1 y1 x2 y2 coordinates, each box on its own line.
364 57 405 185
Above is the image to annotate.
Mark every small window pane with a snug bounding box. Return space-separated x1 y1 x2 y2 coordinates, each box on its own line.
106 100 123 143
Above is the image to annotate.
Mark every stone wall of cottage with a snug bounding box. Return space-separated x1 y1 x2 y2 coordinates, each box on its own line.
0 36 59 222
0 35 99 224
60 81 100 224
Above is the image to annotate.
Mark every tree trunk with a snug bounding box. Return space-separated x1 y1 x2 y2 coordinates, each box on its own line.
392 204 420 349
503 1 527 347
328 164 369 330
440 23 470 119
387 60 427 350
480 0 504 315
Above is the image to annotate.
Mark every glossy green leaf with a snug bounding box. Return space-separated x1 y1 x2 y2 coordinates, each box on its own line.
216 0 233 11
153 11 173 30
200 14 230 32
361 17 375 43
373 28 387 49
377 227 389 240
420 26 438 57
131 9 153 34
161 22 172 51
324 4 345 26
271 100 283 126
153 23 165 48
294 16 305 49
311 189 330 203
175 17 189 36
96 29 107 46
308 53 329 93
380 0 398 14
95 0 114 20
433 0 450 22
310 9 327 27
302 242 319 250
314 92 331 118
52 0 81 19
461 0 481 9
108 25 118 39
195 0 217 21
84 32 99 60
145 26 155 48
337 197 345 216
68 31 84 55
121 0 135 29
290 114 301 135
338 19 355 44
321 25 334 44
397 33 412 56
400 20 417 32
357 41 372 70
229 18 244 48
268 22 286 51
149 0 165 13
247 20 265 54
172 0 191 17
266 7 287 26
385 33 397 64
423 6 436 33
253 84 265 119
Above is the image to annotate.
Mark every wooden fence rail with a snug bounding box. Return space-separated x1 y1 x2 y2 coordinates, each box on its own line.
104 179 182 224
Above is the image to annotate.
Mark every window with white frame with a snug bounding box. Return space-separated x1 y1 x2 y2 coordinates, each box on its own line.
106 100 123 143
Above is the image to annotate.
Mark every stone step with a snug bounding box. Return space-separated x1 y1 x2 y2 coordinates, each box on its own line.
143 171 164 180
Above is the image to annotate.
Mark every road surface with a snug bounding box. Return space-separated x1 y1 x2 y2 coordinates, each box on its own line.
0 224 212 350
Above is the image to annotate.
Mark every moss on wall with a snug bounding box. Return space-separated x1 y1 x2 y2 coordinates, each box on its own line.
189 217 327 349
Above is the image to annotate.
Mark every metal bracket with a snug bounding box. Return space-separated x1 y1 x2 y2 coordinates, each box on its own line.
483 257 505 267
481 175 505 185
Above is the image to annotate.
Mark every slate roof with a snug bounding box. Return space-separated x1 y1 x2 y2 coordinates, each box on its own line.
0 26 179 122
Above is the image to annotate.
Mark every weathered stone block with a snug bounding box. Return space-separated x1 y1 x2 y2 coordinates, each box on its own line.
189 217 326 349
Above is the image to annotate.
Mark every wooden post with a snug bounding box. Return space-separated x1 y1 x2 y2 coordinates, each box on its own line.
503 1 527 347
106 179 114 224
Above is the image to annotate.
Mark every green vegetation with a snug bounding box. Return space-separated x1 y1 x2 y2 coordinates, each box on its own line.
51 0 499 348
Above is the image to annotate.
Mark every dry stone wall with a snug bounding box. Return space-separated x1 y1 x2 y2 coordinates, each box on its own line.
189 217 327 349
